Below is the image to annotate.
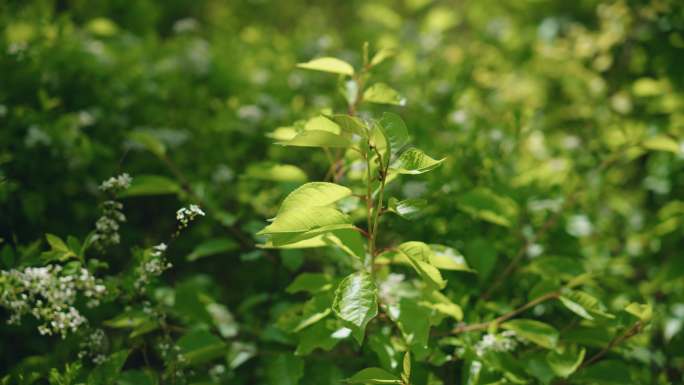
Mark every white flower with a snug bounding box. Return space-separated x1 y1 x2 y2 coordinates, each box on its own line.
474 330 519 356
176 204 205 228
99 173 132 193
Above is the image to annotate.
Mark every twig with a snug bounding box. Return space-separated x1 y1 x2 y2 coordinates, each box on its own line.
579 321 643 369
453 291 560 334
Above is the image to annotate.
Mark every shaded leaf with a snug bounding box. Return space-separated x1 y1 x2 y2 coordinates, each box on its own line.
501 319 558 349
546 347 585 378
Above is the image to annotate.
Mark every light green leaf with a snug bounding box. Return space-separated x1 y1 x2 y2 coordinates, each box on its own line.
387 197 426 220
227 341 257 370
396 298 433 352
258 206 352 234
457 187 519 227
402 352 411 384
186 238 238 261
278 182 352 215
559 290 614 320
277 130 352 148
421 290 463 321
326 114 368 137
345 367 402 384
392 148 445 175
287 273 333 294
379 112 409 157
295 321 341 355
266 355 304 385
625 302 652 322
642 135 680 153
332 271 378 344
119 175 180 197
244 162 308 183
129 130 166 157
206 303 239 338
370 48 395 67
428 244 472 272
364 83 406 106
501 319 559 349
293 293 332 332
396 242 446 289
546 347 585 378
297 57 354 76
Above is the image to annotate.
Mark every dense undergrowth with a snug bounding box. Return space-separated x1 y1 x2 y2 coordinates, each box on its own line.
1 1 684 384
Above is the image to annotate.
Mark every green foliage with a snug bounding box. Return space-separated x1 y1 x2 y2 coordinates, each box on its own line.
1 0 683 384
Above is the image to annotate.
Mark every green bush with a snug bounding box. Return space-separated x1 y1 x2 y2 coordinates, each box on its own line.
1 1 683 384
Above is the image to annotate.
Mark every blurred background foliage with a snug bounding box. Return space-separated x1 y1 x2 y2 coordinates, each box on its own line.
1 0 684 384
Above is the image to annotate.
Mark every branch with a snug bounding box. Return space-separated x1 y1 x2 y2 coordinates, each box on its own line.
579 321 643 369
452 291 560 334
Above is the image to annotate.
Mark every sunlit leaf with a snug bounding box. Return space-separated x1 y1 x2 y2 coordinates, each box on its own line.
332 271 378 344
392 148 445 175
297 57 354 76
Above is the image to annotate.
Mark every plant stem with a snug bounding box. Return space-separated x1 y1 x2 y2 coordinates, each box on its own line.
452 291 560 334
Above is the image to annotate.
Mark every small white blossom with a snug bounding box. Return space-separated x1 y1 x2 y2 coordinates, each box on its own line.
0 265 106 338
99 173 132 193
176 204 205 228
135 243 172 290
474 330 519 356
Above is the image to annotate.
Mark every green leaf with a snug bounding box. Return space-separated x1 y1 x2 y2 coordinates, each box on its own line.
624 302 652 322
258 206 352 234
87 350 129 385
119 175 180 197
421 290 463 321
429 244 472 271
402 352 411 384
370 48 395 67
642 135 680 153
457 188 519 227
332 271 378 344
559 290 614 320
287 273 333 294
326 114 367 137
501 319 559 349
396 241 446 289
206 303 239 338
186 238 238 261
546 347 585 378
277 130 352 148
392 148 445 175
297 57 354 76
396 298 433 352
227 341 257 370
266 355 304 385
129 130 166 157
379 112 409 157
176 330 227 366
364 83 406 106
293 293 332 332
345 368 402 384
116 370 157 385
387 197 426 220
278 182 352 215
104 310 153 329
574 360 632 384
295 321 342 355
244 162 308 183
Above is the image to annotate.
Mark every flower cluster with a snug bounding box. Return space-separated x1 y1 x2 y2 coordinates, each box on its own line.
92 200 126 248
78 328 108 364
176 204 205 228
0 265 106 338
474 330 519 356
99 173 132 193
134 243 172 290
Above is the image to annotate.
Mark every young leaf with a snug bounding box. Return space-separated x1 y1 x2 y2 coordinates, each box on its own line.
396 242 446 289
327 114 368 137
332 271 378 344
546 347 585 378
559 290 614 320
364 83 406 106
345 367 402 384
258 206 352 234
277 182 352 214
297 57 354 76
387 197 427 220
379 112 409 157
392 148 445 174
370 48 395 67
501 319 559 349
277 130 352 148
624 302 652 322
